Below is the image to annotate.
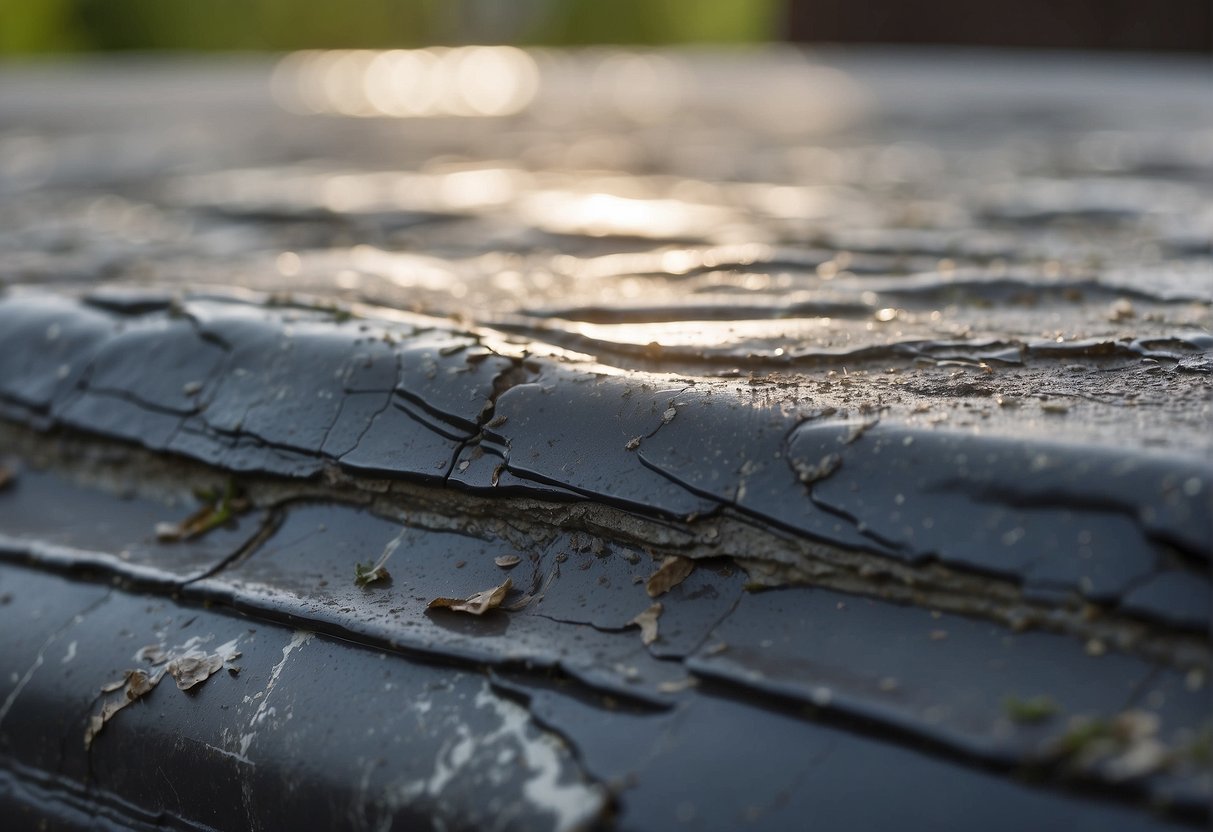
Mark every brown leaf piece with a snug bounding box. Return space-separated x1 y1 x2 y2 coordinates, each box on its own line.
793 453 842 485
494 554 522 568
646 556 694 598
85 635 242 749
504 593 535 612
629 602 663 646
355 527 405 586
428 577 512 615
165 638 242 690
354 561 391 586
84 668 165 749
156 480 249 542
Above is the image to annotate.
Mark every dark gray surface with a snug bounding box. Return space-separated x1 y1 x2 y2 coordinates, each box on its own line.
0 48 1209 830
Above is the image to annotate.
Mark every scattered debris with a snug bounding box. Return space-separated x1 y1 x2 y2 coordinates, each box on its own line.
354 560 391 586
155 480 249 542
1041 401 1070 415
494 554 522 568
1182 724 1212 766
657 677 699 694
0 465 13 491
428 577 512 615
166 638 241 690
629 602 664 646
1052 710 1170 781
1004 694 1060 724
1107 298 1136 322
85 669 160 750
504 592 535 612
842 421 875 445
793 453 842 485
646 556 695 598
355 527 405 586
661 406 678 423
85 636 241 749
625 436 642 451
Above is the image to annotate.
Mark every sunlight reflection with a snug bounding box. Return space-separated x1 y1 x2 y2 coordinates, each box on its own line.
522 191 728 240
563 318 835 349
274 46 539 118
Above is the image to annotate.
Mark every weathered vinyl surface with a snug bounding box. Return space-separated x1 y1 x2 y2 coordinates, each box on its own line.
0 50 1210 830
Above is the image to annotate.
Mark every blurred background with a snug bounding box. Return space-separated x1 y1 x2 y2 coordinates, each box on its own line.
2 0 1209 55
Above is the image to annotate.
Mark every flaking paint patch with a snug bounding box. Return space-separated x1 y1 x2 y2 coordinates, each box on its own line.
239 629 312 757
0 609 92 728
426 722 476 796
472 682 605 832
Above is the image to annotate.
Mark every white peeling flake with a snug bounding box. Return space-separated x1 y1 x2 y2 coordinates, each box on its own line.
473 683 605 831
239 630 312 757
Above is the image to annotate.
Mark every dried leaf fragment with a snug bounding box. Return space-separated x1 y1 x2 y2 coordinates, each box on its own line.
166 653 223 689
165 638 241 690
355 527 405 586
135 644 167 664
428 577 512 615
504 593 534 612
629 602 663 646
1107 298 1135 322
85 635 242 749
646 556 694 598
0 465 13 491
354 560 391 586
494 554 522 568
156 480 249 542
657 677 699 694
1004 694 1059 724
842 421 875 445
793 453 842 485
84 668 165 749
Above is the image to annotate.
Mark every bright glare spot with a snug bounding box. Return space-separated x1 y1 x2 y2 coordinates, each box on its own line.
437 168 519 210
275 251 302 276
522 191 724 239
274 46 539 119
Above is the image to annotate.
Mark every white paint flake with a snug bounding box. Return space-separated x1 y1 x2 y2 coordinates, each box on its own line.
472 683 604 832
239 629 312 757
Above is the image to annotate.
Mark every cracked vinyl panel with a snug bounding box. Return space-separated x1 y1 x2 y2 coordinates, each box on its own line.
0 442 1208 823
0 49 1211 830
1 296 1206 631
0 566 605 832
0 563 1204 832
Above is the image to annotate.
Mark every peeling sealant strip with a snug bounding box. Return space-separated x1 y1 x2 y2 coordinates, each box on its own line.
239 629 313 758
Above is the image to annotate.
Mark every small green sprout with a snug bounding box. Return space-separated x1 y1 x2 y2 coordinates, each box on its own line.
354 560 390 587
354 527 405 587
157 479 247 541
1004 695 1060 724
1183 723 1212 766
1055 718 1112 757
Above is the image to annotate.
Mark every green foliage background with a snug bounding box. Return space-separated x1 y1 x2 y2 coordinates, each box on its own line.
0 0 780 54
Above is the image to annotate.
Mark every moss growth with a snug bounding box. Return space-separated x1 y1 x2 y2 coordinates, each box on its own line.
1004 694 1060 724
